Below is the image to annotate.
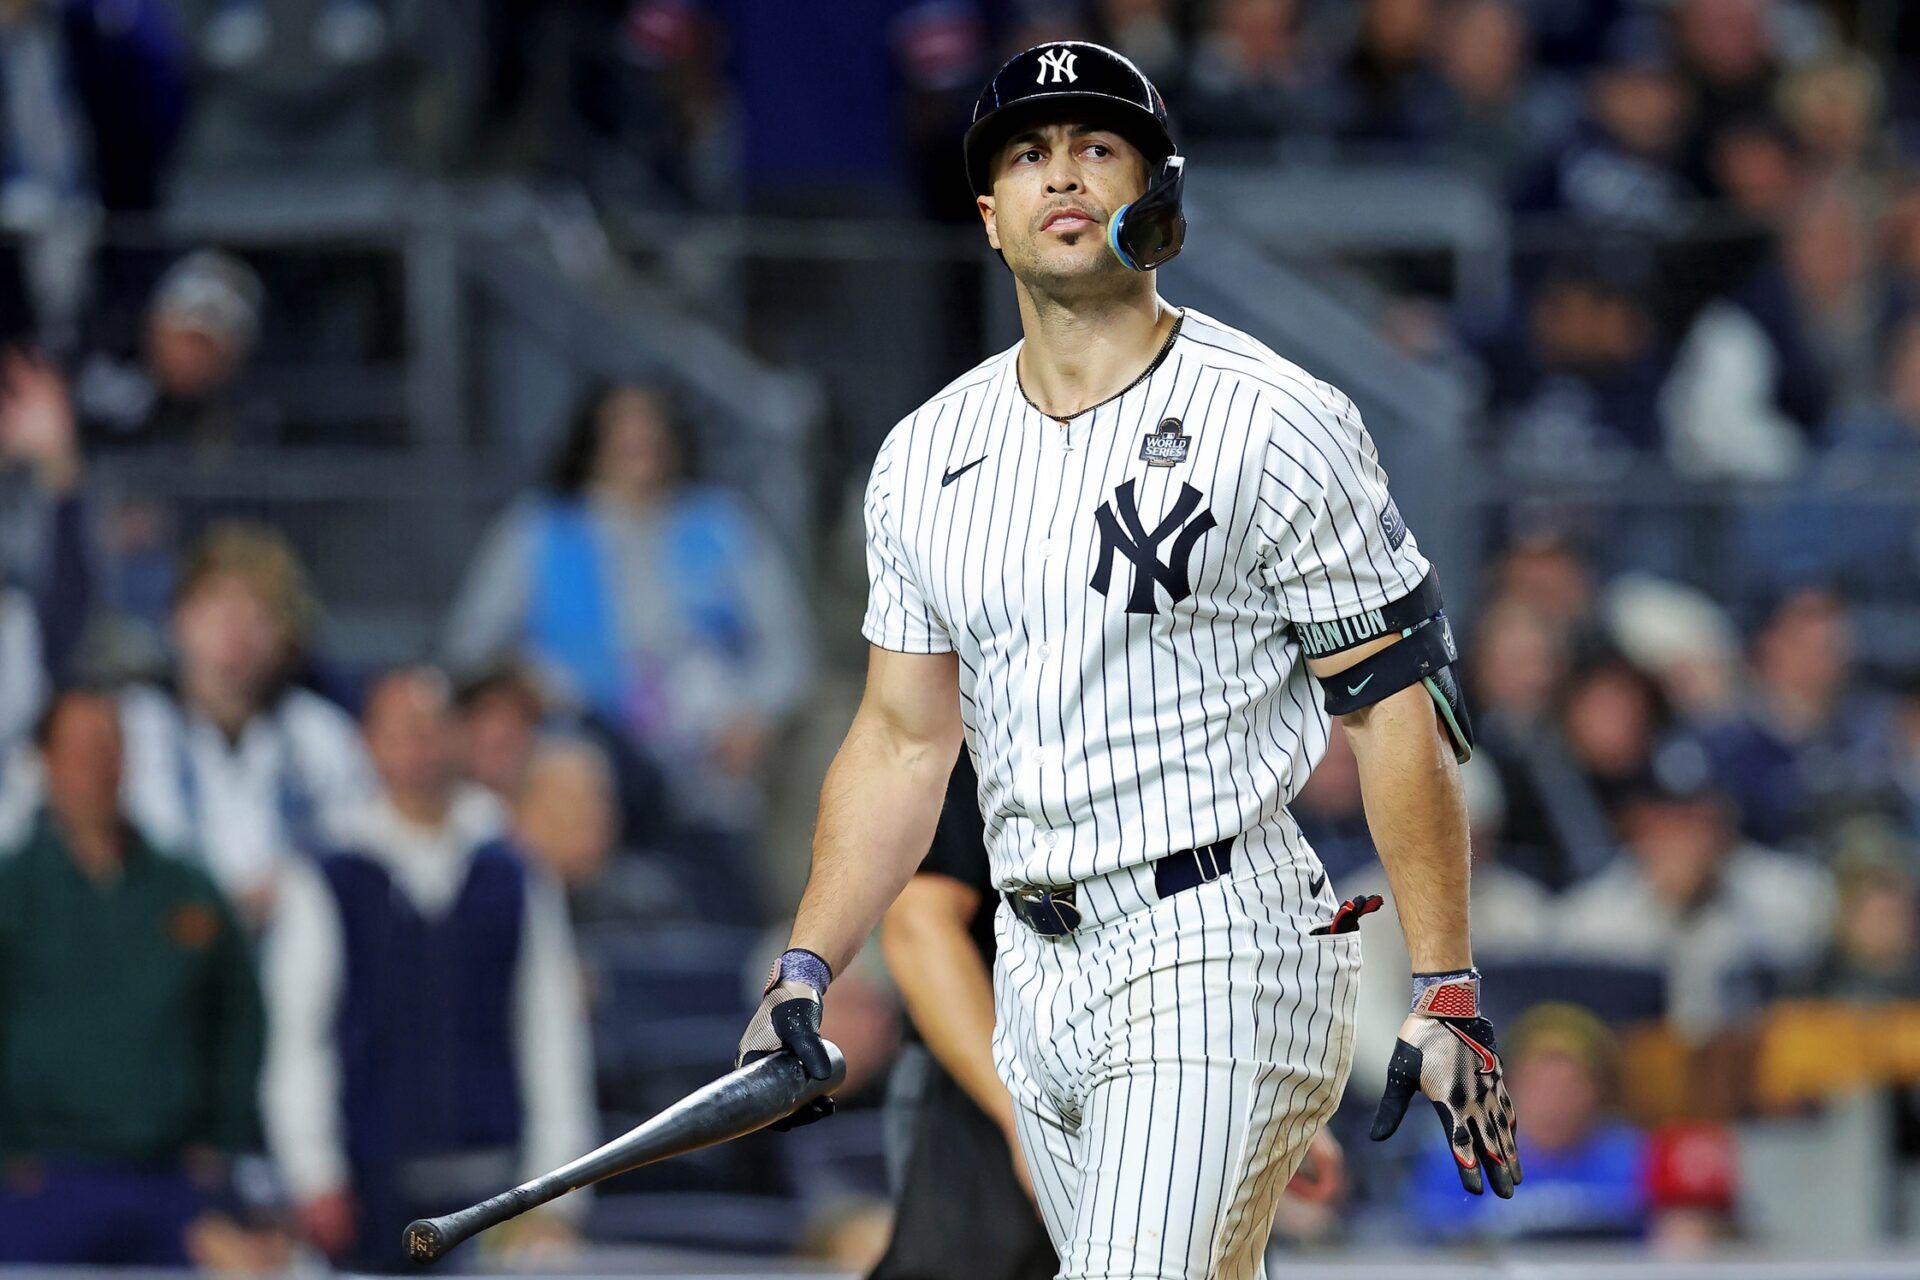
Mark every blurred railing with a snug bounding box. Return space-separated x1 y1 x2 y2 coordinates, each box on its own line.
1192 156 1801 333
1194 159 1512 318
606 199 1920 654
69 179 1920 672
1449 458 1920 671
78 177 822 664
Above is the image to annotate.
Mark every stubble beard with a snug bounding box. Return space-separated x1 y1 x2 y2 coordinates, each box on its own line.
1007 227 1134 310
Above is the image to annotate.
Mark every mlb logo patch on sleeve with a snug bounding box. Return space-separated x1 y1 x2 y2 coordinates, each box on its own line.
1380 498 1408 550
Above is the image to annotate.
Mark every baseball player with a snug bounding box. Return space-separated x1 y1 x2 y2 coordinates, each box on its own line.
739 41 1522 1279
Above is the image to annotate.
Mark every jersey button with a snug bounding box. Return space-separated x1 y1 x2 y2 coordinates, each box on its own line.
1038 539 1059 559
1031 747 1051 766
1043 831 1059 848
1037 643 1053 661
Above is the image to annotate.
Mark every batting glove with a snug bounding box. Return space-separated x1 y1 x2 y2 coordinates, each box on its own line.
737 948 836 1130
1369 968 1522 1199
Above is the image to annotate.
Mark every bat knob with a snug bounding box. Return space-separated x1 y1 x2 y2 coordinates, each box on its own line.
403 1218 448 1265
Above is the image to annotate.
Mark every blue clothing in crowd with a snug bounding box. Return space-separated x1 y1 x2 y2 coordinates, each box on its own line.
321 840 528 1268
1406 1121 1648 1242
0 1162 205 1267
1701 695 1902 849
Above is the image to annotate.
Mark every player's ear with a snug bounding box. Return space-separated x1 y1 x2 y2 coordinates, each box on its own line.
978 192 999 252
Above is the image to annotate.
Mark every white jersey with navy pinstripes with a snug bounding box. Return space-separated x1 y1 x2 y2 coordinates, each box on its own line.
860 306 1429 892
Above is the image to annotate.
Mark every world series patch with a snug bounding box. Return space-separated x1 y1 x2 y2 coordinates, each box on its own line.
1140 417 1190 467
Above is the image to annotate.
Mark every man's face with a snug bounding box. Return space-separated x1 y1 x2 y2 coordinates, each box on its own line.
173 574 287 703
1755 589 1849 708
459 688 540 799
1838 873 1917 975
147 311 244 400
516 748 616 887
978 120 1150 289
1509 1047 1601 1154
1442 0 1524 103
1679 0 1771 86
1563 668 1656 778
43 695 124 825
364 673 458 802
1625 798 1729 907
1471 602 1566 722
1593 67 1688 156
593 389 677 501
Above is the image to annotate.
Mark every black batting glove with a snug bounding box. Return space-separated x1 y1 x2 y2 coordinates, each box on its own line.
737 949 836 1130
1369 968 1522 1199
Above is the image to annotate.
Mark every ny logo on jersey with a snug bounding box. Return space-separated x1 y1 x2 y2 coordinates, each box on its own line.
1090 480 1218 616
1035 47 1078 84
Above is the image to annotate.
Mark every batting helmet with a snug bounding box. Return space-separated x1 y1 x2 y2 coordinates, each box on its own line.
964 41 1187 272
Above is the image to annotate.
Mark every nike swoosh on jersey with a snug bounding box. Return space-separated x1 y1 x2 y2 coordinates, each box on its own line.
1345 673 1374 697
941 456 988 487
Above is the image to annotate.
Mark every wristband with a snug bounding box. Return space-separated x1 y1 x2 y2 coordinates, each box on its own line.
765 948 834 997
1410 967 1480 1018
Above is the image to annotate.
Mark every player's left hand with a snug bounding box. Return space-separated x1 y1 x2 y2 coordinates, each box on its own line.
1368 968 1521 1198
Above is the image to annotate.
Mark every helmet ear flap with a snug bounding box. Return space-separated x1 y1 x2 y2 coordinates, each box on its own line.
1107 155 1186 272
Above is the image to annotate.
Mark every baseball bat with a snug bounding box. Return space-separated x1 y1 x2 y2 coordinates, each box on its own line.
401 1042 845 1265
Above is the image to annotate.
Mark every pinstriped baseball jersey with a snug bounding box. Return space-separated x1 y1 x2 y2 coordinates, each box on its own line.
861 307 1429 892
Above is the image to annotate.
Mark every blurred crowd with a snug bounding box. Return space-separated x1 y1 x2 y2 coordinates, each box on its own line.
607 0 1920 611
0 368 831 1269
3 0 1920 1273
1304 535 1920 1245
21 400 1920 1266
14 1 1920 481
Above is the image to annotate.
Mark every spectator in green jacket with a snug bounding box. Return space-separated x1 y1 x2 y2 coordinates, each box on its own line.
0 687 263 1267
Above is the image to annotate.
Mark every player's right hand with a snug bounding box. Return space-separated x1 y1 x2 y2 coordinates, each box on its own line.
737 948 836 1130
1368 968 1521 1199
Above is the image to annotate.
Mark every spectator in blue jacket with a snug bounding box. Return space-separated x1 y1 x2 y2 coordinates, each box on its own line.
443 381 812 830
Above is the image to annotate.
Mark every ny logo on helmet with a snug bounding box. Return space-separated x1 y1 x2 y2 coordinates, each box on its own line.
1036 47 1078 85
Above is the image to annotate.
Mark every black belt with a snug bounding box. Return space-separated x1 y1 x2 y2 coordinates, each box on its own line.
1003 837 1234 938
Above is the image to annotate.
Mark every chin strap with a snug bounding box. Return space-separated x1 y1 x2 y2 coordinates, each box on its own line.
1108 155 1187 271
